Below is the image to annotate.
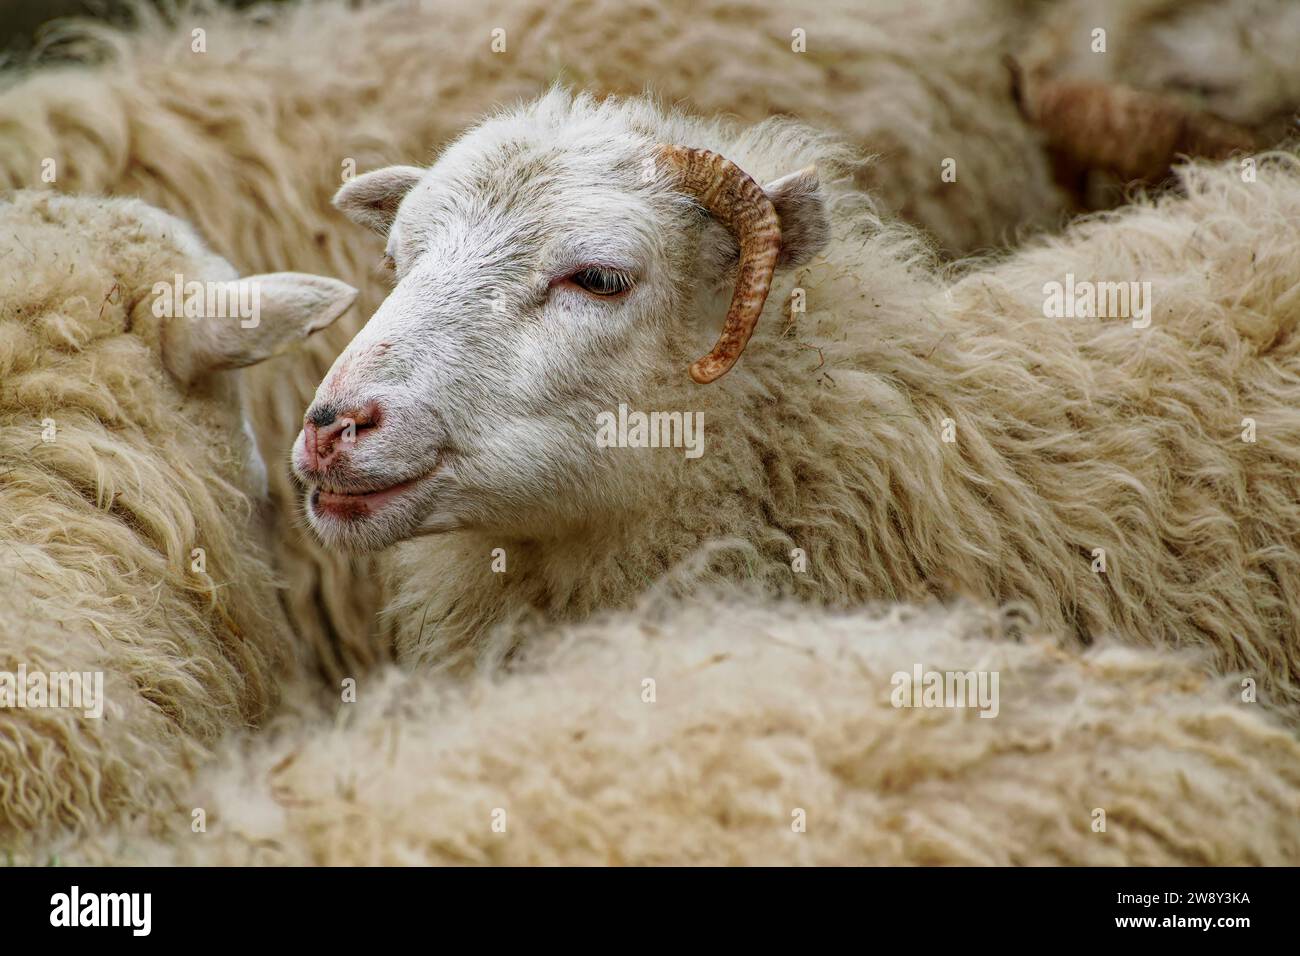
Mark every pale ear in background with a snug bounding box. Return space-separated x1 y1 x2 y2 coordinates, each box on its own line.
333 165 425 234
162 273 358 385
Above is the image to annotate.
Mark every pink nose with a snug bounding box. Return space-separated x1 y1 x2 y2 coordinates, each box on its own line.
302 400 382 472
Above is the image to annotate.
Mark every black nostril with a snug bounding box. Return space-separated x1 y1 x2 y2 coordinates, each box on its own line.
308 404 338 428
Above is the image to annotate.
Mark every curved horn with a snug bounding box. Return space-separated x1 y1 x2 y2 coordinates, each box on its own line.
656 145 781 384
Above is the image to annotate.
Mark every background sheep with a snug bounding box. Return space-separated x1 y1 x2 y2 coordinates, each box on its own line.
0 0 1066 254
50 597 1300 866
302 91 1300 724
0 191 356 847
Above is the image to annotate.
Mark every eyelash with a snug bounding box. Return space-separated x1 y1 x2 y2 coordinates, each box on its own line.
380 256 631 297
566 267 634 297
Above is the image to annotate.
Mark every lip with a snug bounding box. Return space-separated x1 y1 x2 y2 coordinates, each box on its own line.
309 469 434 521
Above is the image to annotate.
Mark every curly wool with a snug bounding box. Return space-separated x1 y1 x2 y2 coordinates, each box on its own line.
382 92 1300 725
57 597 1300 866
0 0 1067 678
0 192 292 849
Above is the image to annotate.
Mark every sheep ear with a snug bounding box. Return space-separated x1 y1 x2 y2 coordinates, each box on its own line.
332 165 424 234
162 273 358 384
765 166 829 268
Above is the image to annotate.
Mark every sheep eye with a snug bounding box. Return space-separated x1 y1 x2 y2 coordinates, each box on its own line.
380 253 396 272
569 267 633 297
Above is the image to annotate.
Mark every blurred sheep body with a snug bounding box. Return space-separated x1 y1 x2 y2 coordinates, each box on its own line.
302 92 1300 721
58 599 1300 866
0 192 354 847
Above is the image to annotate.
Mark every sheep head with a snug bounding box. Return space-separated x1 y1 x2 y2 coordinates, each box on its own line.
294 92 830 551
0 192 357 503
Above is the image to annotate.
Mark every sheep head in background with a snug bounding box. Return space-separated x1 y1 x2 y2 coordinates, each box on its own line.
295 90 829 551
2 192 358 505
0 191 356 841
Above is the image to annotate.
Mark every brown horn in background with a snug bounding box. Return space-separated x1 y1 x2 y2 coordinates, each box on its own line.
1014 75 1260 183
656 145 781 384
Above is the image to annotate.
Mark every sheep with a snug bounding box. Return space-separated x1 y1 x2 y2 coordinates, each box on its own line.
0 0 1074 679
0 190 357 848
47 596 1300 866
297 89 1300 724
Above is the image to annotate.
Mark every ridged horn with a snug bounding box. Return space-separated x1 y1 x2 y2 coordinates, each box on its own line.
656 145 781 383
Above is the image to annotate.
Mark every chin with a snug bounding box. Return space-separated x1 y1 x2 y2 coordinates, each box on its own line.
304 475 444 552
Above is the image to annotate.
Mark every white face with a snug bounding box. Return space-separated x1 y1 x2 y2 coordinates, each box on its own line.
293 98 826 552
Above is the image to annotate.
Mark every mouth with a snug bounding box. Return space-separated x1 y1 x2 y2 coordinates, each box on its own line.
307 468 435 522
